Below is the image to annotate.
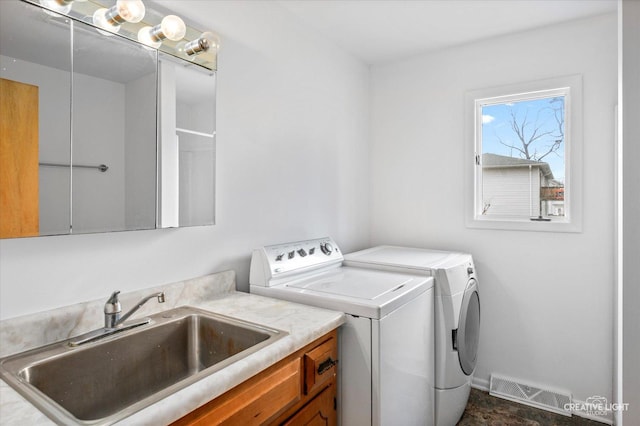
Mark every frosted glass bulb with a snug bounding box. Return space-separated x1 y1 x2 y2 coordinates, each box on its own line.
39 0 72 15
92 8 120 33
160 15 186 41
138 26 161 48
115 0 145 23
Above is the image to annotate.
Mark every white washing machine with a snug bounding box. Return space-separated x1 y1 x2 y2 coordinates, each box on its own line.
250 237 435 426
343 246 480 426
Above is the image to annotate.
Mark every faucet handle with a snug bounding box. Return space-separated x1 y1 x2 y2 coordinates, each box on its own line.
104 291 122 314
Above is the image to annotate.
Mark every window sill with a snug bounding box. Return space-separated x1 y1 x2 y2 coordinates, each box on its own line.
466 216 582 233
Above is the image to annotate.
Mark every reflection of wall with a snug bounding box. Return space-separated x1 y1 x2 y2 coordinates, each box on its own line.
0 54 71 235
178 133 215 226
177 99 215 226
73 73 125 233
125 72 157 230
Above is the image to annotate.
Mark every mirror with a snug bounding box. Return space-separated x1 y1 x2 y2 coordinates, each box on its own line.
158 55 216 228
1 1 73 237
0 0 216 238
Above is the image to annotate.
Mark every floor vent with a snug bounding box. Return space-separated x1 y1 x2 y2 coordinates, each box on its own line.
489 374 572 417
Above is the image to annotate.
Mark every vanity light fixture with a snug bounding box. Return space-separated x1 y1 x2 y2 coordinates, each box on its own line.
137 14 185 47
177 31 219 58
27 0 218 70
92 0 146 33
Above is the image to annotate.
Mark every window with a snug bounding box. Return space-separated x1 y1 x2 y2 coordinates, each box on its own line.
465 76 583 232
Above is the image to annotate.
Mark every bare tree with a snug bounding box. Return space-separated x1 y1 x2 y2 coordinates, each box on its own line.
497 97 564 162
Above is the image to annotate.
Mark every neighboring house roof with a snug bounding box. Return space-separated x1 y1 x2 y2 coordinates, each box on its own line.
482 153 554 179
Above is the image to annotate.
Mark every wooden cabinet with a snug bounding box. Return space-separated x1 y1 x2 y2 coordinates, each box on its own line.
173 329 338 426
282 383 336 426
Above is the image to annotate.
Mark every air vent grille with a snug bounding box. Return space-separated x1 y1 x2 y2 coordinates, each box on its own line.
489 374 572 416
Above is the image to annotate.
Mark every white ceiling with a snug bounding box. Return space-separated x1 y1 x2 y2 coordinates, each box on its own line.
277 0 617 65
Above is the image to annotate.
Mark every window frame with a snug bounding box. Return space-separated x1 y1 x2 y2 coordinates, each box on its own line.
465 75 583 233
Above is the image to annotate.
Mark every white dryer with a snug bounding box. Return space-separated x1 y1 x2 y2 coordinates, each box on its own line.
343 246 481 426
250 238 435 426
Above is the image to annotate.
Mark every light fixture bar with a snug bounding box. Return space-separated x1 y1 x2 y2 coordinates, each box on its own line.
26 0 218 70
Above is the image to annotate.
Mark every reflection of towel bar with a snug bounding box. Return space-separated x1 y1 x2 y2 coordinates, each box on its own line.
175 127 215 139
39 162 109 172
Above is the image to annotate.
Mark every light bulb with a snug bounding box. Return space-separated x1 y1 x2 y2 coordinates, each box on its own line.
39 0 72 15
93 0 145 32
111 0 146 24
138 26 161 48
92 8 120 33
159 15 186 41
177 32 219 57
146 15 186 45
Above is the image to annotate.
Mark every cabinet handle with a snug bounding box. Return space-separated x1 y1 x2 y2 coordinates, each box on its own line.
317 357 336 375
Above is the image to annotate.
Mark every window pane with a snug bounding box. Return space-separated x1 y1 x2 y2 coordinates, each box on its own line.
480 95 565 219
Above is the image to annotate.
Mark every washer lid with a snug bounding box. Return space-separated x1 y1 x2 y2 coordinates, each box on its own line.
288 267 417 299
281 267 433 318
344 246 466 272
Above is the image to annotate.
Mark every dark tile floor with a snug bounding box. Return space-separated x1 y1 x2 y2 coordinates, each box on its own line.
457 388 606 426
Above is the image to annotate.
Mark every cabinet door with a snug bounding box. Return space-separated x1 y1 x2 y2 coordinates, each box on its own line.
282 382 336 426
0 78 39 238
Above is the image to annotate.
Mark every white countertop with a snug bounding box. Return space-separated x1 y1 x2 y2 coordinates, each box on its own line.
0 271 345 425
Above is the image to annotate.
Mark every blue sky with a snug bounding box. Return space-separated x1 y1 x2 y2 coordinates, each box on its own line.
481 96 565 183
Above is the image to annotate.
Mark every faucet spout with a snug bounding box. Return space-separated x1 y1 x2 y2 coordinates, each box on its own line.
115 292 165 327
71 291 166 346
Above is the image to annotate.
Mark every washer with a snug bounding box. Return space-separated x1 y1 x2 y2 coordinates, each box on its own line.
343 246 480 426
250 237 435 426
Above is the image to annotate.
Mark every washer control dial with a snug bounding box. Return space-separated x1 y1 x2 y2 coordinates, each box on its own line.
320 242 334 256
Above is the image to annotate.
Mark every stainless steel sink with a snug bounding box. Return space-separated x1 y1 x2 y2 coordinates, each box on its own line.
0 306 287 425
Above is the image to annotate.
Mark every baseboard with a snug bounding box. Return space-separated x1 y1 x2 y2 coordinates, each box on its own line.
471 376 490 392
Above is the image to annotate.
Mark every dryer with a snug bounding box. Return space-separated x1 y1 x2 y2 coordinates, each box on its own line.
250 238 435 426
343 246 480 426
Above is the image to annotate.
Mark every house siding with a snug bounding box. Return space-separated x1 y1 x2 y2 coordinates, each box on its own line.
482 167 541 217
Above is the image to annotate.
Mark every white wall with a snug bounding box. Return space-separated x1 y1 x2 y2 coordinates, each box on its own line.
621 1 640 423
0 0 370 319
370 13 617 412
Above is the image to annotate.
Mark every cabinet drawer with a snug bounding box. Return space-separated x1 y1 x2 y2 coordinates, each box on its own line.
304 336 338 395
177 358 302 426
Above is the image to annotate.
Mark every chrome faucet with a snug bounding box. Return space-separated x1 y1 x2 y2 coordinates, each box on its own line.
69 290 165 346
104 290 165 329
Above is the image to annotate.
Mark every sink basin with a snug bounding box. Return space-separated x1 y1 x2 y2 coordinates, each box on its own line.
0 306 287 425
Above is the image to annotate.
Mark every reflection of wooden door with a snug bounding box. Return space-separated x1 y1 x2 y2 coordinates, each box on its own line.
0 78 39 238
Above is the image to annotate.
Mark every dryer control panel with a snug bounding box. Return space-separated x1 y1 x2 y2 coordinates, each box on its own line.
249 237 343 286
